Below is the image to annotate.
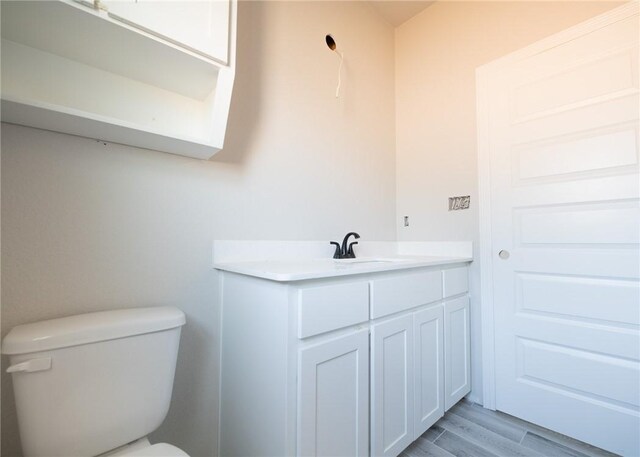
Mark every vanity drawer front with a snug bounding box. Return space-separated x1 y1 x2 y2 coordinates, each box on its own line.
442 267 468 298
298 282 369 338
370 271 442 319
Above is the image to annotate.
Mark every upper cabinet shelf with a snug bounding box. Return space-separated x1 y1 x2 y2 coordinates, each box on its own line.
0 0 237 160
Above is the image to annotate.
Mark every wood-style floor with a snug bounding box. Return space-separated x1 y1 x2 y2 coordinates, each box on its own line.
401 400 620 457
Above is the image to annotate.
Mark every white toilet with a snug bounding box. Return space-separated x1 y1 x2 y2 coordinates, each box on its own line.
2 307 189 457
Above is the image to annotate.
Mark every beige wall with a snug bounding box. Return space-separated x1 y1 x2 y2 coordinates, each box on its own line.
1 2 396 456
395 1 622 401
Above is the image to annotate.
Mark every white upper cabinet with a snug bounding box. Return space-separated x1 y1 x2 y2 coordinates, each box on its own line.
103 0 230 64
0 0 236 159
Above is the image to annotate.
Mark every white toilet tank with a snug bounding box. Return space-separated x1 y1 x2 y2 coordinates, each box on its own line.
2 307 186 457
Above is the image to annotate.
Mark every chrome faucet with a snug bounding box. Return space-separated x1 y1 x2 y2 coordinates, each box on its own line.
330 232 360 259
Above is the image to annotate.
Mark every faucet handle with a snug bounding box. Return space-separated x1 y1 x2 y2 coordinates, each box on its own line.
347 241 358 258
330 241 341 259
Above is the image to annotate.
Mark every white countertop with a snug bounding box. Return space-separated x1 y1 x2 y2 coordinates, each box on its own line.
214 255 472 282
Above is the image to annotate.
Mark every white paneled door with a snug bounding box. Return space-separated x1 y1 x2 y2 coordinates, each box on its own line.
479 4 639 455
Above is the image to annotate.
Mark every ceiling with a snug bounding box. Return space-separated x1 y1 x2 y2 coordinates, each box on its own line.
368 1 436 27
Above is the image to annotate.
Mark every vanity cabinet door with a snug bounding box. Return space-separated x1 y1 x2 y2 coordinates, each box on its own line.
444 296 471 410
104 0 231 64
371 315 414 457
413 305 445 438
298 330 369 457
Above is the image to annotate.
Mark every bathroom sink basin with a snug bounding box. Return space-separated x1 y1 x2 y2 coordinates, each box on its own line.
334 257 405 264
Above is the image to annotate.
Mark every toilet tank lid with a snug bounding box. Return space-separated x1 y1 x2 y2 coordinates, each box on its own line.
2 307 186 355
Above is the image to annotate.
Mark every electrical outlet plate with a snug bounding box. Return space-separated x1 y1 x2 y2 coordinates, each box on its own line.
449 196 470 210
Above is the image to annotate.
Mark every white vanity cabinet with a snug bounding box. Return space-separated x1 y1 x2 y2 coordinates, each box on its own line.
218 262 470 457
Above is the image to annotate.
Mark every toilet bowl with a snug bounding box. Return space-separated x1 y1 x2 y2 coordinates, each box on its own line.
2 307 189 457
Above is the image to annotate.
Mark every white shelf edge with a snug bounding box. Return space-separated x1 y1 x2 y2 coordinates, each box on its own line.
1 97 221 160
